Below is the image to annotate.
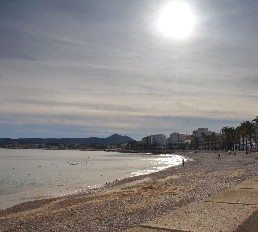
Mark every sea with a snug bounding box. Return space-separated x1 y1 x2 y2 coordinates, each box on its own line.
0 148 186 210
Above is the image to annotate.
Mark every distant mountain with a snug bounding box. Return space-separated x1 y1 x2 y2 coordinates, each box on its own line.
0 134 133 145
105 134 133 144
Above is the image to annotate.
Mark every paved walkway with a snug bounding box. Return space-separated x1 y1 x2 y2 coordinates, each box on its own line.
125 177 258 232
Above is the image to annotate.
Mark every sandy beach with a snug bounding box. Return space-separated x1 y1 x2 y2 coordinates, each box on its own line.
0 151 257 231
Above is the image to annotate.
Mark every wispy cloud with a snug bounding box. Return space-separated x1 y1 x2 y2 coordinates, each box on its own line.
0 0 258 139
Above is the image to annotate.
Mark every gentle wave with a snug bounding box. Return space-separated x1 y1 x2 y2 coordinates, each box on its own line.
0 149 187 209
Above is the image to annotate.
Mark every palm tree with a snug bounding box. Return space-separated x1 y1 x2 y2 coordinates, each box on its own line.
253 116 258 125
246 121 256 151
221 126 235 151
216 133 223 150
191 130 199 150
201 133 207 149
206 134 212 150
252 116 258 151
239 122 247 151
234 126 242 151
210 132 217 150
240 121 256 153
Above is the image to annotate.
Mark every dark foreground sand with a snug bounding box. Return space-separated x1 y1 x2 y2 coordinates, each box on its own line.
0 151 257 231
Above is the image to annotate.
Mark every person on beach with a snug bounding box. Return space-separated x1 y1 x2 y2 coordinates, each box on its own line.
182 158 185 167
218 153 221 159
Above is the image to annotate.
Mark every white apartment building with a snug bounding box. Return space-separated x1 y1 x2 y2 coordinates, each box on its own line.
195 128 212 137
142 136 154 144
168 132 186 144
153 134 167 146
142 134 167 148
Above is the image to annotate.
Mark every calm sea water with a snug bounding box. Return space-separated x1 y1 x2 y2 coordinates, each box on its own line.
0 149 185 209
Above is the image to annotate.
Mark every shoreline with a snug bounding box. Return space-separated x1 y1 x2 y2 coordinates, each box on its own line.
0 151 187 210
1 150 257 231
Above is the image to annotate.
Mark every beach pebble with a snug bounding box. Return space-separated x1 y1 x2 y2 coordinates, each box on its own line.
1 151 257 232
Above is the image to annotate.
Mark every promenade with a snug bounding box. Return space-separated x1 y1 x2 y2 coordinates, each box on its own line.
125 176 258 232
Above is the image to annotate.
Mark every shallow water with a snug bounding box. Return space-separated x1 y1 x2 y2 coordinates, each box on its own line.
0 149 185 209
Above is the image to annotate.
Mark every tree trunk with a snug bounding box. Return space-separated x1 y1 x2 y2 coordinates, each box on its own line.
242 135 245 151
249 133 253 150
245 135 248 153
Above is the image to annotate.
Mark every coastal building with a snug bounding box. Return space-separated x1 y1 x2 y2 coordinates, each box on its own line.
153 134 167 147
192 128 216 150
168 132 186 144
195 128 212 136
142 135 154 145
184 134 192 145
141 134 167 149
167 132 187 149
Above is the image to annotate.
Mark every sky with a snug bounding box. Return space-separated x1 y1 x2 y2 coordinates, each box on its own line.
0 0 258 140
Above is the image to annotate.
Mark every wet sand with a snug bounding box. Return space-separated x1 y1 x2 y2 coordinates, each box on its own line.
0 151 257 231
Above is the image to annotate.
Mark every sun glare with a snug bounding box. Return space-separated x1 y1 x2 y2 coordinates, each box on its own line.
157 2 196 40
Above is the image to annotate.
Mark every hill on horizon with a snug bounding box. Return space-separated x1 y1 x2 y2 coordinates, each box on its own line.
0 134 134 145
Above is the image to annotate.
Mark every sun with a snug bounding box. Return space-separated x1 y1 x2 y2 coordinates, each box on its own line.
157 2 196 40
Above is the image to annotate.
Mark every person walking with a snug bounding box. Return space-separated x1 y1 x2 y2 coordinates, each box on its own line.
218 153 221 159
